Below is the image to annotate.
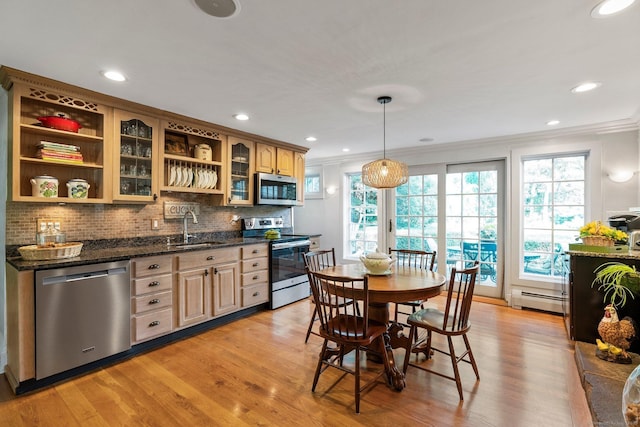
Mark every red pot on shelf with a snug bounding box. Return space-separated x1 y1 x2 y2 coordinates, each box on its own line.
37 114 81 133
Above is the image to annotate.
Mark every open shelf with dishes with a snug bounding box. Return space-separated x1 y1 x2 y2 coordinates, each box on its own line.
10 84 110 203
160 122 225 195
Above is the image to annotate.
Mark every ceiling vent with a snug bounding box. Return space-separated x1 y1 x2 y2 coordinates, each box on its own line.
194 0 239 18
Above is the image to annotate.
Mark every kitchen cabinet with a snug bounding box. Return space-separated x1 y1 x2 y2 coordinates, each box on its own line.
6 81 112 203
113 110 160 202
160 120 226 196
227 136 255 205
569 253 640 353
176 247 241 326
240 244 269 308
130 255 173 343
255 143 294 176
294 151 305 205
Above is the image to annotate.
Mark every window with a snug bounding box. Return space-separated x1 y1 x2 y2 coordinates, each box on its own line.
346 173 378 258
394 174 438 252
522 155 585 278
304 166 324 199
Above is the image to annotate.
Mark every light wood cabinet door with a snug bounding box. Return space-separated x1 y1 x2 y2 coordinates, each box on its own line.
113 110 160 202
276 148 294 176
294 151 305 205
177 268 211 327
255 143 277 174
227 136 254 205
212 262 241 317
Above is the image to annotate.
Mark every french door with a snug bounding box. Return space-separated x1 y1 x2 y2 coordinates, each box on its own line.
388 160 504 298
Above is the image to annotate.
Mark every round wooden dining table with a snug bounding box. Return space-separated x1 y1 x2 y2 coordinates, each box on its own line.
317 263 446 391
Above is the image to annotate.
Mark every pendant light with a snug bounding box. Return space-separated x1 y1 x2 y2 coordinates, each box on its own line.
362 96 409 189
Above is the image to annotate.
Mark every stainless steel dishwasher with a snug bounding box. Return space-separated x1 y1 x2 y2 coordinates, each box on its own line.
35 260 131 380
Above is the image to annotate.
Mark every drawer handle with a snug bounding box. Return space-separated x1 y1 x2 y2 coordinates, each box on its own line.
253 291 260 297
253 275 259 280
252 249 259 254
148 264 160 270
149 281 160 287
149 321 160 327
206 256 215 261
253 262 259 267
149 299 160 305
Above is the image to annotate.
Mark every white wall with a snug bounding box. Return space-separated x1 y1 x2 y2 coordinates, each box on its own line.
295 126 640 304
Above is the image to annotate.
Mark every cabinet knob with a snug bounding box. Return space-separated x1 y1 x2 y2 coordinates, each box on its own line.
149 264 160 270
253 262 259 267
149 321 160 327
149 299 160 305
253 292 260 297
153 193 158 201
252 249 259 254
206 256 214 261
253 275 258 280
204 270 209 276
214 268 218 275
149 281 160 287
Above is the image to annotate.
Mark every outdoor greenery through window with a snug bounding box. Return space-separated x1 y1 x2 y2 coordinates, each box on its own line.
522 155 585 278
347 173 378 257
394 174 438 254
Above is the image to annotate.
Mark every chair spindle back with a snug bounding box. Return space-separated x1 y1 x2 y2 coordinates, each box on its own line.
443 261 479 332
389 248 436 271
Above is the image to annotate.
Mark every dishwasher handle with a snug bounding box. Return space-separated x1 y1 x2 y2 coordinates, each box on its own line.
42 267 128 285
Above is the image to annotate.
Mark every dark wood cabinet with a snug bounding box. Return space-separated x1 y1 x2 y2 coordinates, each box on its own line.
569 253 640 352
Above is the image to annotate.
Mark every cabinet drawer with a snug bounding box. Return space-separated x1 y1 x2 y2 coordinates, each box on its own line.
132 273 173 296
131 255 172 277
242 283 269 307
132 290 173 314
242 244 269 259
133 308 173 343
177 247 240 271
242 269 269 287
241 257 268 273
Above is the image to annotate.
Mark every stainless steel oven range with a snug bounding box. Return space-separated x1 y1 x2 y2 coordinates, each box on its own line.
242 217 310 309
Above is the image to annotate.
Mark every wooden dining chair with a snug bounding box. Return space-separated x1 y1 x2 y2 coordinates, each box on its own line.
389 248 436 327
303 249 359 343
307 270 390 413
402 261 480 400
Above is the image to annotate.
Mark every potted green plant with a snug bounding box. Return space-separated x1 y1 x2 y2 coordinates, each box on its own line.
592 262 640 363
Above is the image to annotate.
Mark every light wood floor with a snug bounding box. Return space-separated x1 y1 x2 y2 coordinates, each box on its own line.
0 297 593 426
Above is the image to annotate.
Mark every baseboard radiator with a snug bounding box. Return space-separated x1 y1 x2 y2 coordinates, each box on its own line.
511 288 565 314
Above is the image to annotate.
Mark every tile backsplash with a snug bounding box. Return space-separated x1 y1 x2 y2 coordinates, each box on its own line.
5 194 292 246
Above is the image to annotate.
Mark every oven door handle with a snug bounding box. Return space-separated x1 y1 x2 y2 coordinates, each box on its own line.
271 240 311 250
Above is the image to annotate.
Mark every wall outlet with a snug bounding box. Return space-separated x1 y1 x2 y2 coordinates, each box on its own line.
37 218 62 232
151 218 160 230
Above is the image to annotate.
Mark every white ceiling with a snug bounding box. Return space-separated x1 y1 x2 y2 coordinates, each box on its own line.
1 0 639 160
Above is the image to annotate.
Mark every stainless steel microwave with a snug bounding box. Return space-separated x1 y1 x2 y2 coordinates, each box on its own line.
255 172 297 206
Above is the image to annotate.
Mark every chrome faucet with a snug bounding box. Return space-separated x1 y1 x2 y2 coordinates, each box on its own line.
183 210 198 244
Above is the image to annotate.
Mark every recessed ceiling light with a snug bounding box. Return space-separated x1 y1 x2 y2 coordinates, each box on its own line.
547 120 560 126
233 113 249 121
419 137 434 143
571 82 601 93
591 0 636 17
101 70 126 82
305 136 317 142
342 148 350 152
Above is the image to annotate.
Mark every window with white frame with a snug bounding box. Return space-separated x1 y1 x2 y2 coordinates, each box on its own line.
346 173 379 258
522 155 585 278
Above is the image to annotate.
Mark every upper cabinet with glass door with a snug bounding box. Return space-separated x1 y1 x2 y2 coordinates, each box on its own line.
113 111 159 202
227 136 254 205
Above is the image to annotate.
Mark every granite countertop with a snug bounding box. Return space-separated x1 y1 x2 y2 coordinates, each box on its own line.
6 234 270 271
567 249 640 260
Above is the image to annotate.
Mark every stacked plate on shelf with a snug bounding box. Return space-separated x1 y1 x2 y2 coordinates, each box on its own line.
167 161 217 189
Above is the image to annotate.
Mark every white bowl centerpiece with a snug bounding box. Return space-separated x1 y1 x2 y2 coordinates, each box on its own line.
360 249 394 275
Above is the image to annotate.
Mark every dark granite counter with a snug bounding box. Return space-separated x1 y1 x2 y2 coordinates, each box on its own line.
568 249 640 260
6 233 270 271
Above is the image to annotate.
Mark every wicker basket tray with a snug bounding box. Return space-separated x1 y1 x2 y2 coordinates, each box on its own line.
581 236 615 247
19 242 83 260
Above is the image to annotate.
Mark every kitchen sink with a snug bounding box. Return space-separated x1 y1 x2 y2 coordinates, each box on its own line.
168 241 226 250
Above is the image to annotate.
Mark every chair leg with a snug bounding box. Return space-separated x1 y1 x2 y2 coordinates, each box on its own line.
304 307 317 343
403 325 416 374
354 346 361 413
447 336 464 400
312 340 328 391
394 304 399 323
463 334 480 380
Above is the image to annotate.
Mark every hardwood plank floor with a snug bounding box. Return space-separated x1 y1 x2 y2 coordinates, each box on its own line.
0 297 593 426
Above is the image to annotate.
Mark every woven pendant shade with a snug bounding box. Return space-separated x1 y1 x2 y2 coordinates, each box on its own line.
362 96 409 189
362 159 408 188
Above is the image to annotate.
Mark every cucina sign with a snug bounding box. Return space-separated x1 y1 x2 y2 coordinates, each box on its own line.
163 202 200 219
